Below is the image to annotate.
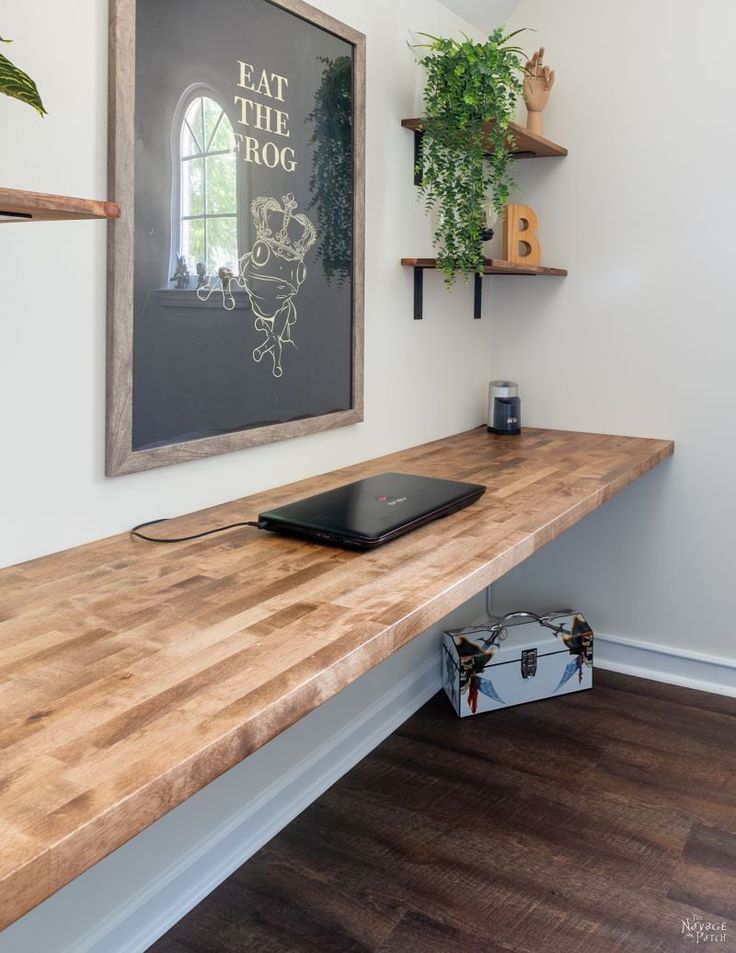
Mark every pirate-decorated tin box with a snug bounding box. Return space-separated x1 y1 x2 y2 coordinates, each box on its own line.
442 610 594 717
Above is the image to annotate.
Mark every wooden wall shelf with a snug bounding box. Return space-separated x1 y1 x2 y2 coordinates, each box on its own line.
401 118 567 179
403 257 567 277
0 187 120 223
401 258 568 320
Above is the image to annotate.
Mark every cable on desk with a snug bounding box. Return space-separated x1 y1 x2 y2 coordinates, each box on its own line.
131 517 265 544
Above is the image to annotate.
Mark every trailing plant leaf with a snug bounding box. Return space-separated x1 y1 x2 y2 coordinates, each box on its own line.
0 35 46 116
413 28 525 285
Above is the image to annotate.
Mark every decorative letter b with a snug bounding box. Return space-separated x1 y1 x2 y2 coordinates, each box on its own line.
503 204 541 267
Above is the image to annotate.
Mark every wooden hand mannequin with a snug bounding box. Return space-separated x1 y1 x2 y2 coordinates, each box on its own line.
523 47 555 137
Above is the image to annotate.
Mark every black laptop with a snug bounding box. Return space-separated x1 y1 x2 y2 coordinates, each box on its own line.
258 472 486 550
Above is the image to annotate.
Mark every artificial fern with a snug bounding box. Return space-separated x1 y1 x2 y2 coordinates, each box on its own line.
0 35 46 116
413 29 525 285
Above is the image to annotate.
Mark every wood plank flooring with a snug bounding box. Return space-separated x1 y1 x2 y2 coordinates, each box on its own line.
150 671 736 953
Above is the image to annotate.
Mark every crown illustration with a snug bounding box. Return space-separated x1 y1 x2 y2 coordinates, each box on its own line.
251 193 317 261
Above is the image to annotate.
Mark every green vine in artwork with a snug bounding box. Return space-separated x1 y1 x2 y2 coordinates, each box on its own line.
307 55 353 284
413 29 526 285
0 34 46 115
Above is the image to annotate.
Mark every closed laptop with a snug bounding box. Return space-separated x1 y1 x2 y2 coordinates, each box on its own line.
258 472 486 549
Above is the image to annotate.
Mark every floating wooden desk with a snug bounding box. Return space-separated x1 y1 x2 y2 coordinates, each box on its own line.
0 427 673 929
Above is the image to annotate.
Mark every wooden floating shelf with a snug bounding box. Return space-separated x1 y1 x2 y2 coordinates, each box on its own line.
401 259 568 320
401 118 568 160
0 187 120 223
402 258 568 277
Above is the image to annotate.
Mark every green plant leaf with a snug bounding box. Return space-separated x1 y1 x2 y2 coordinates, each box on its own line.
0 44 46 116
502 27 532 41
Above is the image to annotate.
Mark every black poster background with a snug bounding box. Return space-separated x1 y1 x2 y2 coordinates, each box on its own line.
132 0 354 450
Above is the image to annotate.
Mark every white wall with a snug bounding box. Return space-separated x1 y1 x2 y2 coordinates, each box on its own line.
0 0 490 569
438 0 520 34
488 0 736 662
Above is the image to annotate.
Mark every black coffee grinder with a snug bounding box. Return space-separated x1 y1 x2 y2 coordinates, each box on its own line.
487 380 521 436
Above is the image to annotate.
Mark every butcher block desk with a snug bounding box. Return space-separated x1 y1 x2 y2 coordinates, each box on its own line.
0 427 673 929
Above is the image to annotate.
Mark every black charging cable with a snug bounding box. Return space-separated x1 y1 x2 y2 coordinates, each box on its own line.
131 517 265 544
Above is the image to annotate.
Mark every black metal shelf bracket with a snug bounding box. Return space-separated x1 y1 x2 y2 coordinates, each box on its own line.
474 274 483 320
412 266 483 320
413 267 423 320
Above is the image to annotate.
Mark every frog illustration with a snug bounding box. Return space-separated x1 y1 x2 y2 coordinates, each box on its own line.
197 192 316 378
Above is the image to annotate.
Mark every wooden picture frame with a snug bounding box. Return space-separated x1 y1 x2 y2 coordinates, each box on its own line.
107 0 365 476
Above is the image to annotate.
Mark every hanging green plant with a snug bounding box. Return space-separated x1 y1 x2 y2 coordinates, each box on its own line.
413 28 525 286
0 35 46 116
307 55 353 285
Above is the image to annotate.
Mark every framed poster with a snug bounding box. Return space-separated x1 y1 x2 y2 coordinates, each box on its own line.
106 0 365 475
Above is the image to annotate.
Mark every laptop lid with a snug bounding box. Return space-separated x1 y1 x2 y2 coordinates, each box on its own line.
258 472 486 549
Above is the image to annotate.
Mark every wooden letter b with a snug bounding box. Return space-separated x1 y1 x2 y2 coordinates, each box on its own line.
503 204 541 267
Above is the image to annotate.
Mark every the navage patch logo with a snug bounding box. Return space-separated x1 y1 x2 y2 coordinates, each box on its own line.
681 913 728 944
375 495 408 507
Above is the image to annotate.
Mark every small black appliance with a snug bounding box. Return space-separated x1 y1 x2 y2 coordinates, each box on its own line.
487 380 521 436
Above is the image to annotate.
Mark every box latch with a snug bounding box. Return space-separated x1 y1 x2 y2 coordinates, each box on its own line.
521 648 538 678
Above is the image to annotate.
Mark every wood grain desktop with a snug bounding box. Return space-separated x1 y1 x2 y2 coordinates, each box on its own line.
0 427 673 929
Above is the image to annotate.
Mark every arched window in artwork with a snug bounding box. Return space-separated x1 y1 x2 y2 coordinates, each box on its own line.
178 95 237 276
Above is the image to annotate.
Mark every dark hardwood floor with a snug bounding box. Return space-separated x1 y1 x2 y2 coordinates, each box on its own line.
150 671 736 952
